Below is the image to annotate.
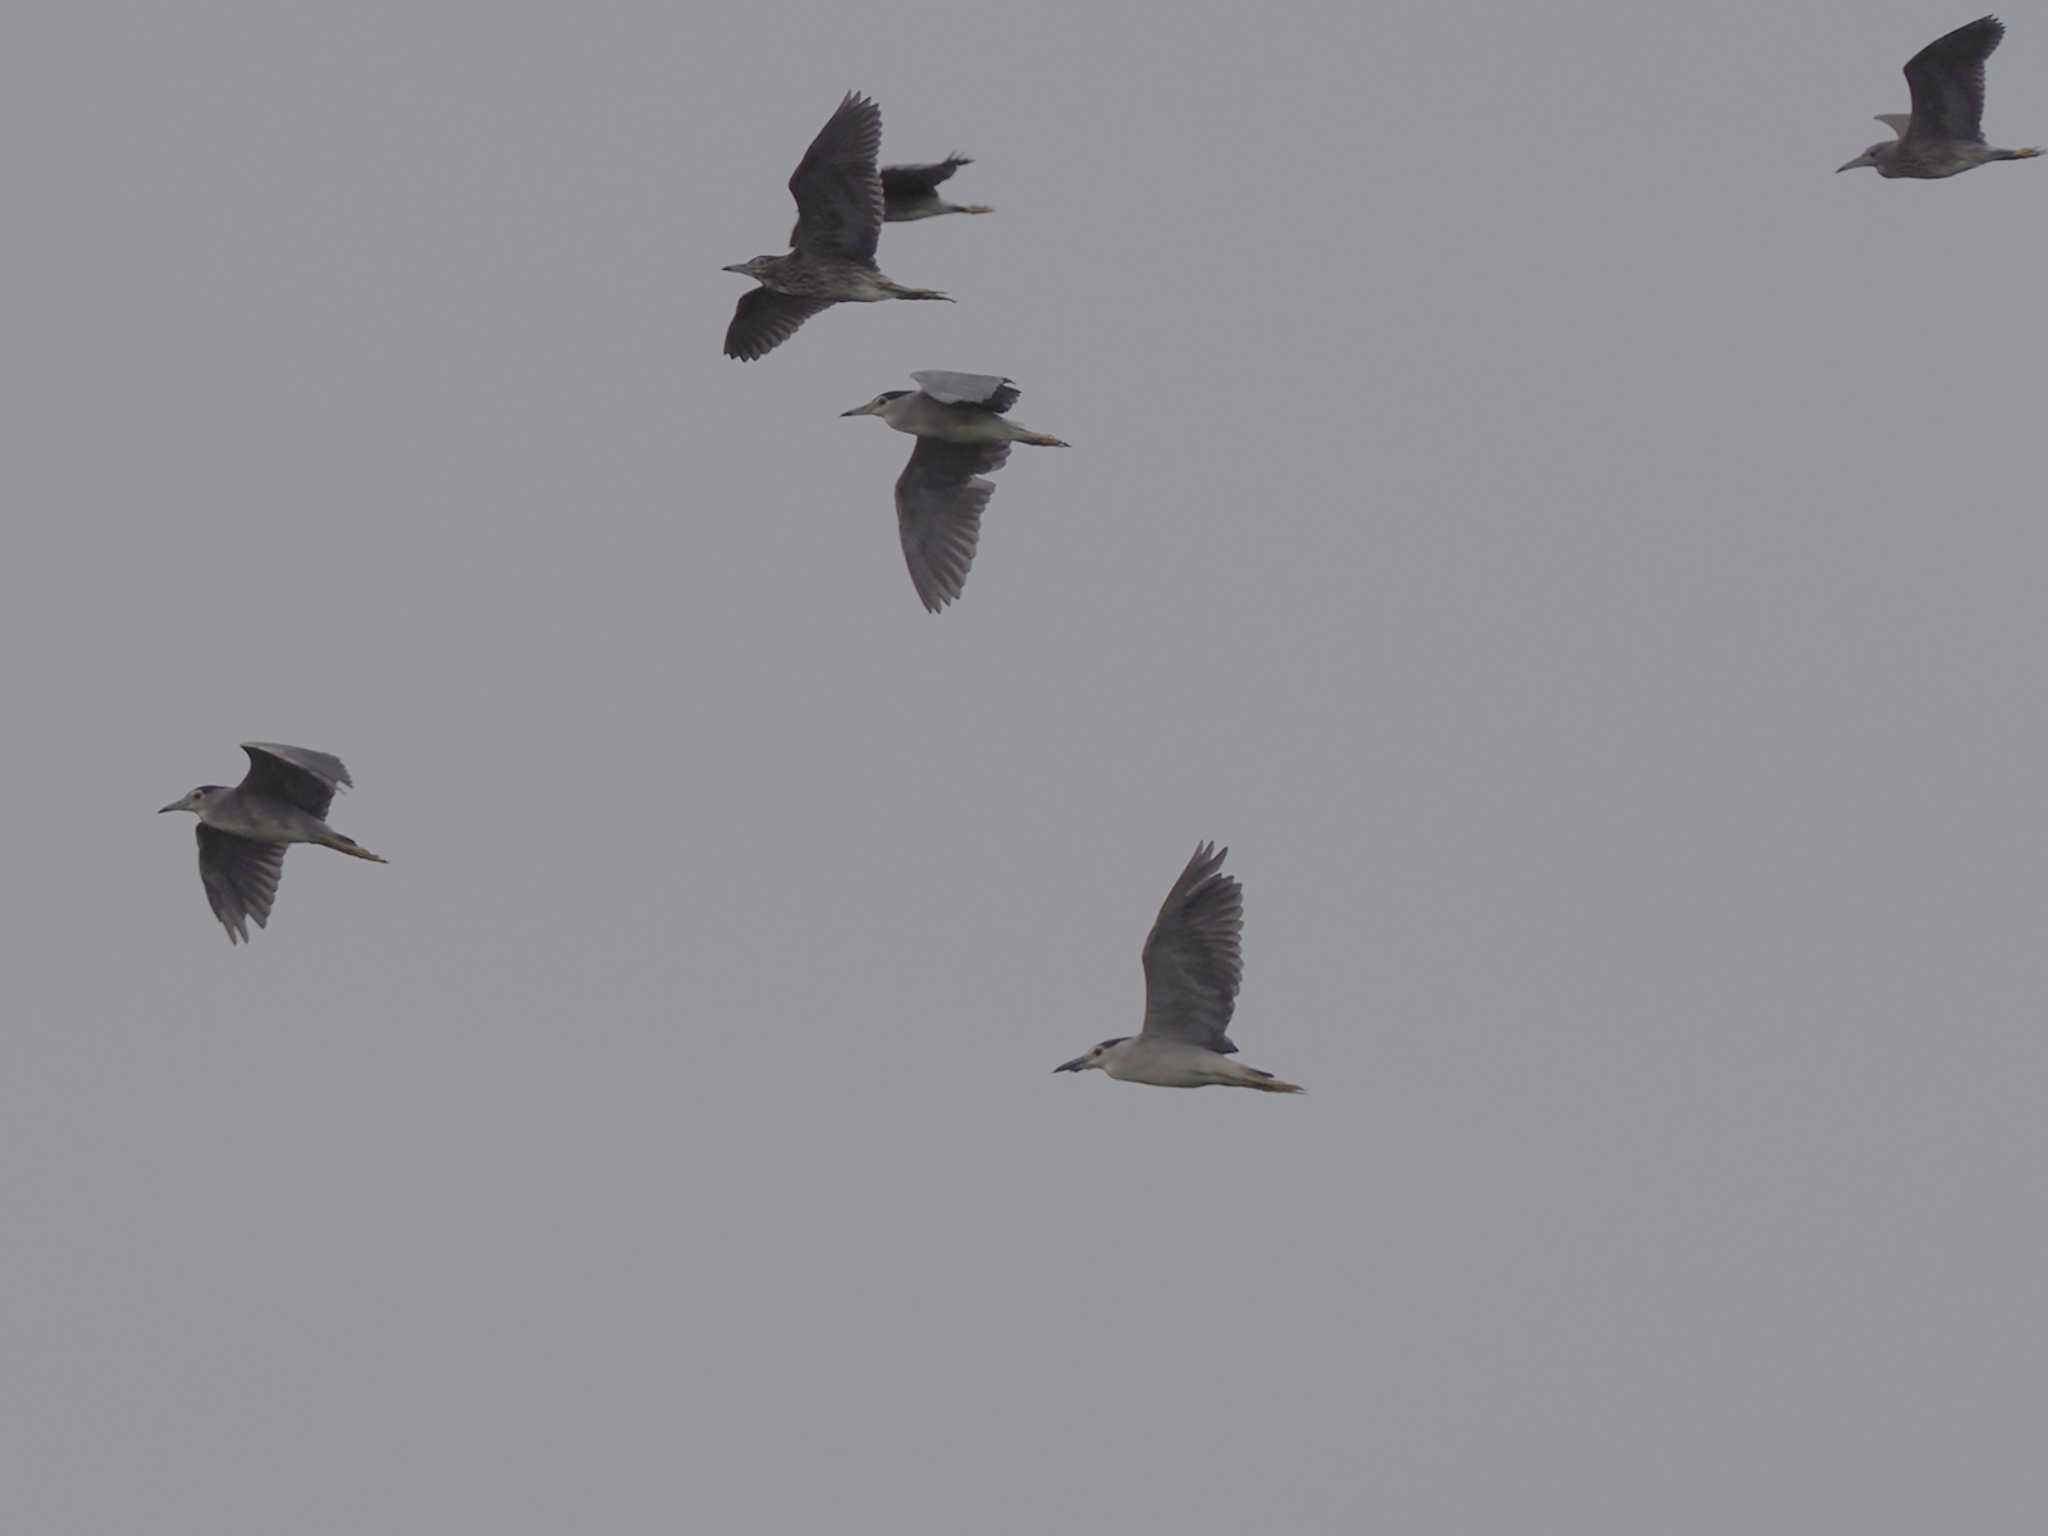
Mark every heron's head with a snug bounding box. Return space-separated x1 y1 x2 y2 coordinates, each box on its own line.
1053 1037 1128 1076
1837 143 1889 173
840 390 911 418
721 255 782 279
158 785 219 816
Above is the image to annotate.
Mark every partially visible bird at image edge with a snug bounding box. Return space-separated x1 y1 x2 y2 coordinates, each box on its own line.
1837 14 2041 177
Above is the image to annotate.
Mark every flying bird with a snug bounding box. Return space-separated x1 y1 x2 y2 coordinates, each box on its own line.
1053 844 1303 1093
791 154 991 246
724 92 952 362
158 742 386 944
1838 14 2041 177
883 155 994 221
841 370 1068 613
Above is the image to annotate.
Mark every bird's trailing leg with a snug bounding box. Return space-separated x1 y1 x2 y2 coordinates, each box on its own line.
1211 1059 1303 1093
1243 1073 1305 1094
1022 433 1070 447
323 833 389 863
875 277 954 302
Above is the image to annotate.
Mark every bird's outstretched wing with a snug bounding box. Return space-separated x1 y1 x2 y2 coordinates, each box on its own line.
1903 14 2003 144
239 742 350 820
895 438 1009 612
789 92 884 263
1139 843 1243 1053
196 825 286 945
910 370 1019 414
724 289 831 361
882 155 971 205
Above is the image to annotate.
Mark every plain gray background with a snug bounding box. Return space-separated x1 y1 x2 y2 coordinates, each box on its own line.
6 1 2047 1530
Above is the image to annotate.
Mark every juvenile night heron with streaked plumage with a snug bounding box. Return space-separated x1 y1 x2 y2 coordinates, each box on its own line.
1053 844 1303 1093
1837 15 2041 178
158 742 386 944
723 92 952 362
841 370 1068 613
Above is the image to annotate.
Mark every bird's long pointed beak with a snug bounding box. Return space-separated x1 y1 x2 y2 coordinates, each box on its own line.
720 262 747 274
157 801 180 814
1836 156 1865 173
1052 1055 1089 1073
840 405 868 416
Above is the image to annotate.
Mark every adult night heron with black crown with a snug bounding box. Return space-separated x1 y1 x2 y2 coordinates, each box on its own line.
841 371 1068 613
1053 844 1304 1094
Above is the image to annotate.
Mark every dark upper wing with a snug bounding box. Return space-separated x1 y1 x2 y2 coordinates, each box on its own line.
1903 14 2004 143
1139 843 1243 1053
238 742 349 819
789 92 884 263
882 155 970 205
196 825 287 945
910 370 1019 414
895 438 1009 613
725 288 830 361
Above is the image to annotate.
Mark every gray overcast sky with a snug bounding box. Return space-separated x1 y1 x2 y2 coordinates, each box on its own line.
6 1 2047 1530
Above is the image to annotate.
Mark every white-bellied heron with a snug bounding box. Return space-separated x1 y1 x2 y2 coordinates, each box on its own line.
841 371 1068 613
1053 844 1304 1093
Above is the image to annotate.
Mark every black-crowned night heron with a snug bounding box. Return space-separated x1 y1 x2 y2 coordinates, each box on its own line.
1838 15 2041 177
158 742 385 945
791 155 991 245
883 156 993 221
724 92 952 362
841 370 1069 613
1053 844 1303 1093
